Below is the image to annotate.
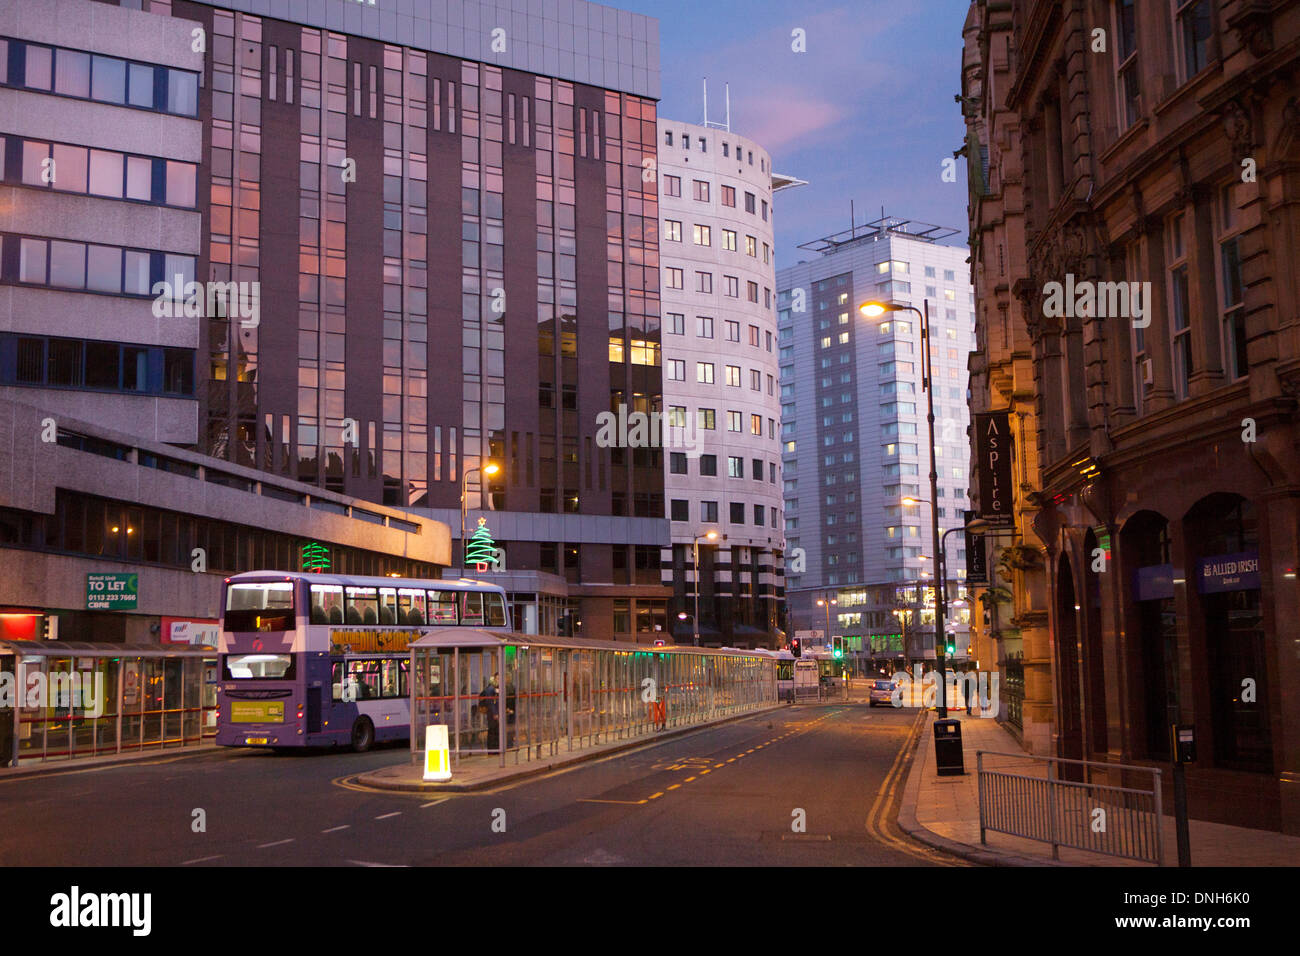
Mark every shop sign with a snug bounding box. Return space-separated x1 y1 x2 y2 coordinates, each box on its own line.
974 412 1014 526
1198 552 1260 594
964 509 988 584
86 573 138 610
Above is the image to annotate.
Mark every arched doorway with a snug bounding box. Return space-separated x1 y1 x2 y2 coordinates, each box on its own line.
1082 528 1109 756
1183 493 1270 773
1119 510 1176 760
1055 552 1083 768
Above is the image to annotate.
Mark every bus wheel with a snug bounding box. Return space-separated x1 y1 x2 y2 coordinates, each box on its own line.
351 717 375 753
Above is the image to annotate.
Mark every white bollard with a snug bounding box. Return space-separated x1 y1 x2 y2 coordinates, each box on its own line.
423 724 452 782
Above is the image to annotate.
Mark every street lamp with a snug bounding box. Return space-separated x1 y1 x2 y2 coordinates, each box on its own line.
861 298 948 713
937 516 992 665
692 529 720 647
460 461 501 574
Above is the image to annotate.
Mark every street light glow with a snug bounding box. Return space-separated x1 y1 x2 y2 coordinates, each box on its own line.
482 462 501 477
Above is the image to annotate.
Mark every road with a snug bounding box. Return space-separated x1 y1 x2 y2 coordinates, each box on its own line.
0 701 965 866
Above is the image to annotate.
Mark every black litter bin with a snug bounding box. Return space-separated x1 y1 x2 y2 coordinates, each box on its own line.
933 718 964 776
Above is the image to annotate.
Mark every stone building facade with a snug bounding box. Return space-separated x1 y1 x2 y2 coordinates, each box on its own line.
963 0 1300 833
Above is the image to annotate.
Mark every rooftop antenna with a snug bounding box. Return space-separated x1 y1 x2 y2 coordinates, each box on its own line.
725 83 731 132
702 78 732 131
703 77 708 128
850 199 855 239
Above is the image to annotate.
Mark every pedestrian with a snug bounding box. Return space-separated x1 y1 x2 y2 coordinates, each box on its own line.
479 672 500 750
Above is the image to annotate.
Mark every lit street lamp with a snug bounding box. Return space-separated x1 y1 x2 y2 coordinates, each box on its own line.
460 461 500 574
692 530 720 646
861 297 951 714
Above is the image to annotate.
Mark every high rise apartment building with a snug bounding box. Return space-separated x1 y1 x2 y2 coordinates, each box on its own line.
777 219 975 662
2 0 675 642
655 117 797 645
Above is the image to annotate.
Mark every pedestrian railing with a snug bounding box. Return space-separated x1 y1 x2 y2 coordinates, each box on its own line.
977 750 1164 864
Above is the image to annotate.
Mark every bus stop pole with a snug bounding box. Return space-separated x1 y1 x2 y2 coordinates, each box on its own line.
453 648 460 765
498 645 506 769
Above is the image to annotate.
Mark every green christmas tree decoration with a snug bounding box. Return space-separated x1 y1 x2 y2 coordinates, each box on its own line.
302 541 331 573
465 516 497 569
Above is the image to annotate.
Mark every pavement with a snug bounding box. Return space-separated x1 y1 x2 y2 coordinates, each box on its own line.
896 705 1300 867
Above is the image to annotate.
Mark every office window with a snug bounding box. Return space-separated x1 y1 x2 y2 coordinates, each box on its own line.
667 359 685 381
697 316 714 338
700 454 718 476
667 406 687 427
701 501 718 522
751 414 762 435
944 269 955 281
1115 0 1140 129
664 219 682 242
1218 187 1247 381
750 369 761 391
1167 214 1192 400
698 408 716 430
730 502 745 524
670 499 689 521
722 229 737 251
1175 0 1212 81
670 453 688 475
721 185 735 207
746 235 757 257
696 271 713 293
664 130 673 146
747 281 759 303
728 456 743 478
724 276 739 297
754 504 766 525
744 192 756 213
727 411 742 432
749 325 760 347
725 320 740 342
663 174 681 197
725 365 741 387
693 224 711 246
665 267 683 289
697 362 715 384
667 313 685 335
692 179 710 202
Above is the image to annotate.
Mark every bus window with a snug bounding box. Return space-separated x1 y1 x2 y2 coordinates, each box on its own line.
331 660 345 701
224 582 295 633
427 590 458 624
344 587 379 625
223 654 294 680
347 659 381 699
398 588 426 625
381 659 401 698
399 658 410 697
378 588 399 625
462 591 485 626
484 592 507 628
311 585 344 625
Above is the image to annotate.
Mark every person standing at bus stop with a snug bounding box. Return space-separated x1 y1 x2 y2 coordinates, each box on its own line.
480 672 500 751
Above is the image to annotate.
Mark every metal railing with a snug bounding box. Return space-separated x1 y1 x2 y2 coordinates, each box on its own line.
977 750 1164 864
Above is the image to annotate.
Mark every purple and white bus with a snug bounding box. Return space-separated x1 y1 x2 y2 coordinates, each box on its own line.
217 571 509 751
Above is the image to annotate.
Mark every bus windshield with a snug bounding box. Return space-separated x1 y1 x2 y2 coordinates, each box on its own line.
225 582 295 633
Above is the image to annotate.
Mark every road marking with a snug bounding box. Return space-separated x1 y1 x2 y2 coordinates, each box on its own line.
257 838 294 848
667 784 681 790
648 791 664 800
347 860 409 867
375 811 402 820
684 776 696 782
420 798 449 808
698 769 711 775
714 763 724 768
181 855 223 865
578 798 648 805
322 825 351 833
726 758 736 763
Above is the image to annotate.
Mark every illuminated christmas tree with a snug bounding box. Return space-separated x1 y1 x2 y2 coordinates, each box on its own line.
465 517 497 570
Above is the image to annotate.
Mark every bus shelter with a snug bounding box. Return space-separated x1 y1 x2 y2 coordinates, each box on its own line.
0 641 218 766
409 629 777 767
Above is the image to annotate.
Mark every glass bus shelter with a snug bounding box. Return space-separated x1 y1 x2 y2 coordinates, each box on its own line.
0 641 218 766
410 629 777 768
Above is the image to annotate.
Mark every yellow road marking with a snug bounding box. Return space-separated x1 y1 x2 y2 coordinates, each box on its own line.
667 784 681 790
648 791 664 800
579 798 648 805
684 776 696 782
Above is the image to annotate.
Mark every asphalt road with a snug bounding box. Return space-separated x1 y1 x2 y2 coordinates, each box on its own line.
0 701 964 866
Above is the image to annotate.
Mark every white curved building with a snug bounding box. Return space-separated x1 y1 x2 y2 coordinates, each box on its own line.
656 117 801 646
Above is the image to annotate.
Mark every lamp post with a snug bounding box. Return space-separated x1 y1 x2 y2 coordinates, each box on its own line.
692 529 720 646
460 461 501 574
862 298 947 713
937 516 992 666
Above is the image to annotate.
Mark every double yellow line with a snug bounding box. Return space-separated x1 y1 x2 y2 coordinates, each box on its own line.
865 710 969 866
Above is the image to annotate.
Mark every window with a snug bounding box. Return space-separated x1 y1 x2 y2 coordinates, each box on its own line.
664 220 682 242
698 408 716 430
667 313 685 335
701 500 718 522
667 359 685 381
724 276 739 297
692 179 710 202
721 185 735 207
699 454 718 476
746 235 757 257
663 175 681 197
697 362 715 384
696 271 713 293
1115 0 1140 130
744 192 756 213
730 502 745 524
725 365 740 387
924 266 936 278
1218 188 1247 381
1175 0 1212 81
697 316 714 338
754 504 766 526
665 267 683 289
751 414 762 435
664 130 673 146
693 224 711 246
753 458 764 480
728 456 743 478
747 281 759 303
750 369 761 391
1167 215 1192 401
762 200 768 221
667 406 687 427
944 269 955 282
725 320 740 342
727 411 742 432
722 229 737 251
670 499 689 521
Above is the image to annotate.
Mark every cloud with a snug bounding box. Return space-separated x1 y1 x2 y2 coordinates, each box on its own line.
730 92 846 153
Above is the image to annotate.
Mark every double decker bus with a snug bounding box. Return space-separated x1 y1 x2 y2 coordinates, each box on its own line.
217 571 509 752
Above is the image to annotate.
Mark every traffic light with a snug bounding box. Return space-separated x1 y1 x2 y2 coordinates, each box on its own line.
944 636 956 657
791 638 802 657
831 636 844 660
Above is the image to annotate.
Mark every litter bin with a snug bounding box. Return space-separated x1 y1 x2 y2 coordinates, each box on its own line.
933 718 964 776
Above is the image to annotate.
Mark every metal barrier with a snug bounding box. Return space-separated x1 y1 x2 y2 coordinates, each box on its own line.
977 750 1164 864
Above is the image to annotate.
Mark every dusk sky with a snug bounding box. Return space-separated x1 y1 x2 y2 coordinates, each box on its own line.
616 0 973 267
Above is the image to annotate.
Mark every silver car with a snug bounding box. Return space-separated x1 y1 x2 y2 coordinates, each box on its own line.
869 679 896 707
